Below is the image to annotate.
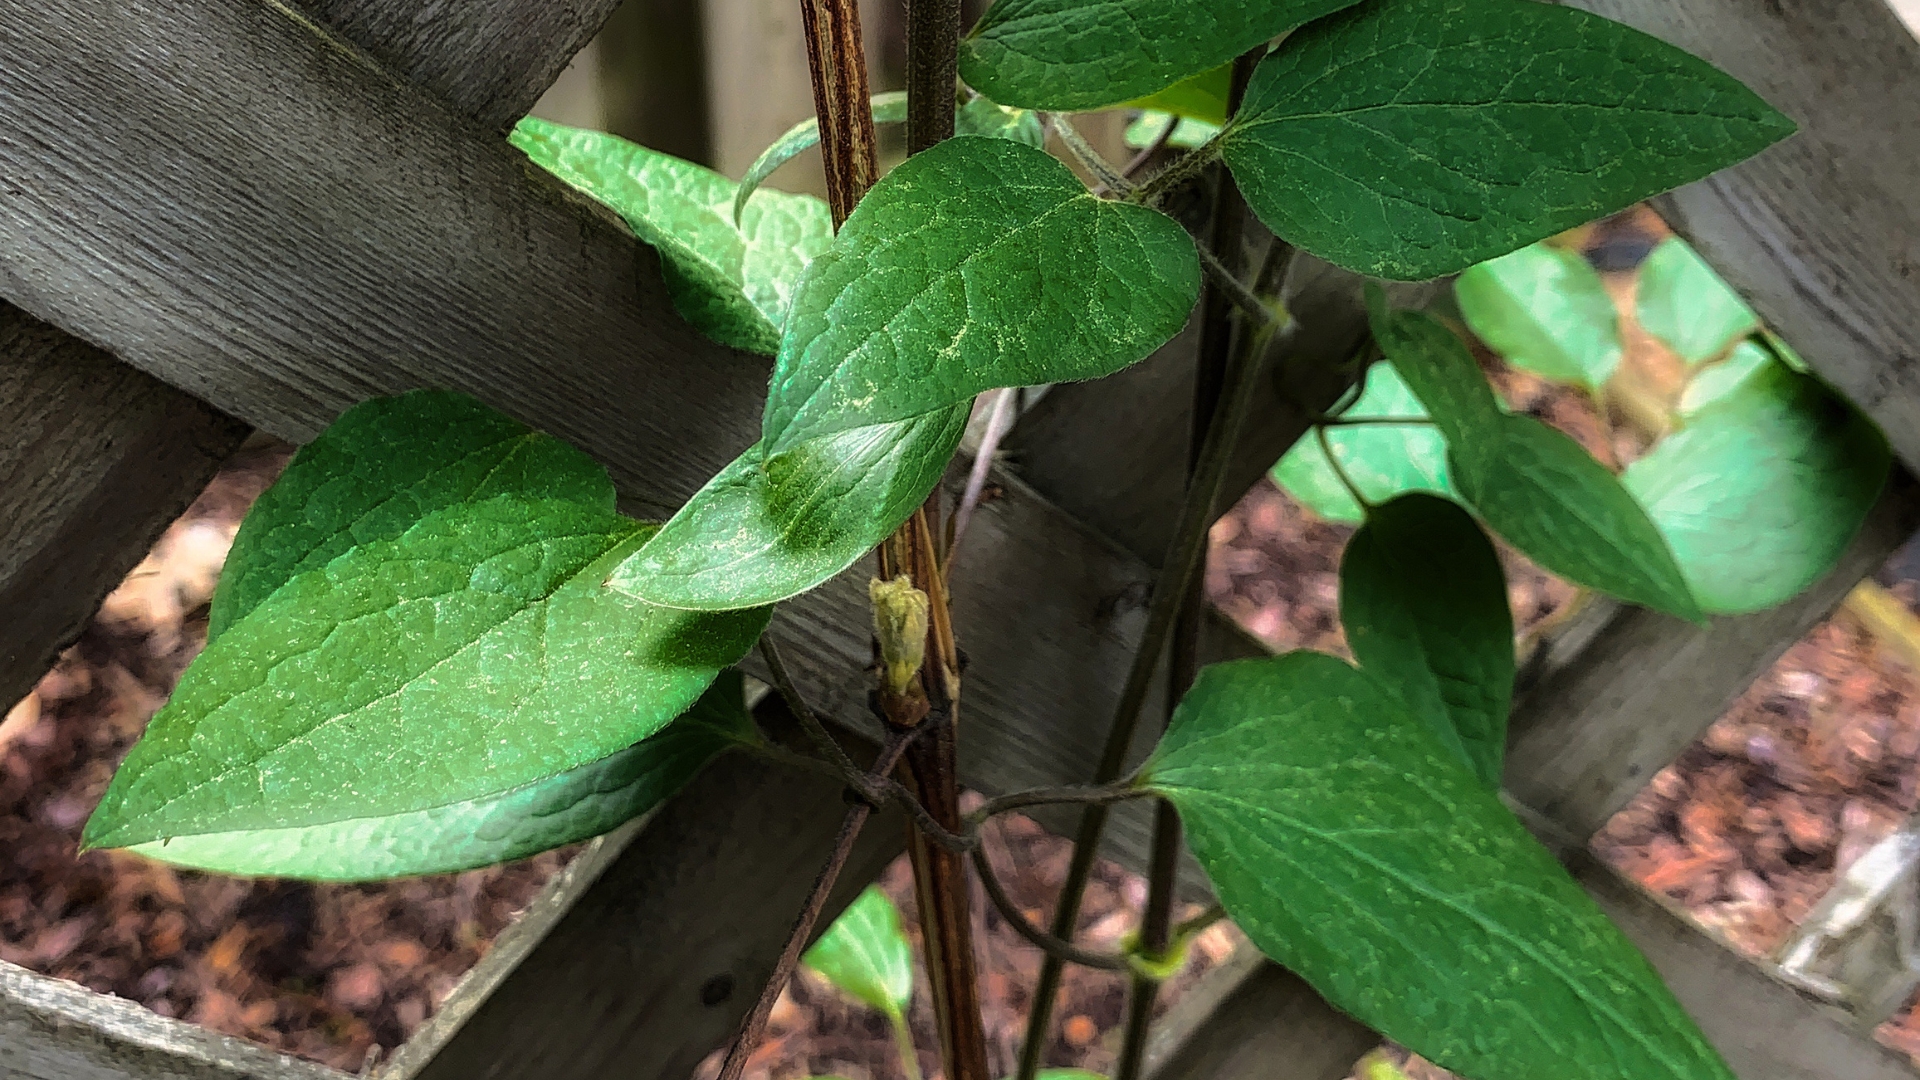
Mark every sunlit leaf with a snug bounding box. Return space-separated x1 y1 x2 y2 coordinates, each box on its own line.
1271 362 1451 524
1127 64 1233 125
1635 237 1759 367
804 886 915 1019
1455 243 1622 389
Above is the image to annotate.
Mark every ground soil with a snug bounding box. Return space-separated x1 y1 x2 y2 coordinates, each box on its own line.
6 208 1920 1076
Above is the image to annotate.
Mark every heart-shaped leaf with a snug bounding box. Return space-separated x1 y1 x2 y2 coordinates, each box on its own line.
84 500 769 850
1635 237 1759 367
123 672 756 880
804 885 916 1020
1455 243 1622 389
1624 358 1888 614
1145 653 1734 1080
208 390 609 641
959 0 1359 111
611 406 969 611
1220 0 1794 279
763 136 1198 452
1341 494 1513 786
1270 361 1452 524
514 117 833 354
1373 309 1699 620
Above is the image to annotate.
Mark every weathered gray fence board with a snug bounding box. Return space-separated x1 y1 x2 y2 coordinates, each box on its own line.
0 305 247 711
1507 473 1920 840
1566 0 1920 474
1 961 344 1080
300 0 624 132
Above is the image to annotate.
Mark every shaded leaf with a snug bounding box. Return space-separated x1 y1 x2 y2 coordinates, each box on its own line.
1636 237 1759 366
960 0 1357 111
85 503 770 849
1145 652 1734 1080
1624 360 1888 613
1270 362 1452 524
1341 494 1513 786
208 390 607 642
125 673 757 880
514 117 833 354
764 137 1197 451
804 886 915 1019
611 407 969 611
1455 243 1622 389
1221 0 1794 279
1372 309 1699 619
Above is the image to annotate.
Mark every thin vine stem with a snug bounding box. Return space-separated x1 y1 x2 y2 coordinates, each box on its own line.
1316 423 1375 512
967 783 1145 825
759 637 862 781
1196 244 1274 325
1051 114 1134 196
971 845 1131 971
1015 309 1289 1080
1129 135 1226 206
1317 415 1434 427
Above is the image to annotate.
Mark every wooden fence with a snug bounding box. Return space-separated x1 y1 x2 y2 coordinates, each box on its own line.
1 1 1918 1078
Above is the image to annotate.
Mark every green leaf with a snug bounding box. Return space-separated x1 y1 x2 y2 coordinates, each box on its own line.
84 502 770 850
1454 414 1701 620
208 390 608 642
1372 308 1700 619
1635 237 1760 366
610 406 969 611
1624 360 1888 614
1145 653 1735 1080
1270 362 1452 525
123 672 757 880
1124 112 1223 152
956 95 1048 147
734 92 911 227
1455 243 1622 389
763 136 1198 451
1341 494 1513 787
1677 339 1771 418
804 886 915 1019
1127 64 1232 125
959 0 1358 112
731 94 1047 228
513 117 833 354
1368 309 1504 446
1220 0 1795 280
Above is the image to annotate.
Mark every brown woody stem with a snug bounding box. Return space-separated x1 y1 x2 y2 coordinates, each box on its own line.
799 0 878 226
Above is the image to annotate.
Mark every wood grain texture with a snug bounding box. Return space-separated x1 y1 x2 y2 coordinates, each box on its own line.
299 0 624 131
1565 0 1920 474
0 304 247 712
2 960 343 1080
0 0 769 519
1507 472 1920 842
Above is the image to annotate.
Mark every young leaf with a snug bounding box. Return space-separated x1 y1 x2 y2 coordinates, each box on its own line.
1372 308 1699 619
763 137 1198 453
1270 362 1452 524
1144 653 1736 1080
1127 64 1232 126
208 390 608 642
1453 414 1701 621
513 117 833 354
610 406 969 611
1636 237 1760 367
1340 494 1513 787
732 94 1045 226
959 0 1358 112
83 504 770 850
804 886 915 1020
1624 361 1889 614
122 672 757 880
1220 0 1795 280
1455 244 1622 389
